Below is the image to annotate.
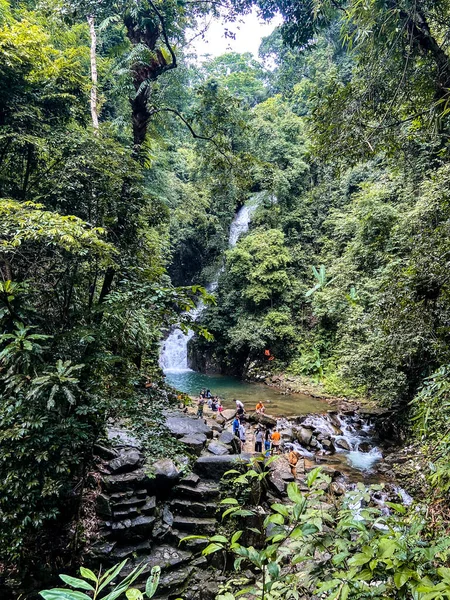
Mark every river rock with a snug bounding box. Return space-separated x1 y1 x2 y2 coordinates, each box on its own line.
207 441 230 456
321 438 335 453
194 454 250 480
280 428 293 441
358 441 372 453
335 438 351 451
108 449 142 474
179 434 206 456
296 426 313 446
165 412 213 439
249 413 277 428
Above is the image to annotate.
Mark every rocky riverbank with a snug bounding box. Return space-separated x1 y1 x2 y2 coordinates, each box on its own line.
82 401 416 599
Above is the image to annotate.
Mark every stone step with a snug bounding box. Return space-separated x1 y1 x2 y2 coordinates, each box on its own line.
172 516 216 535
172 481 220 501
111 496 156 521
120 545 193 578
104 514 155 541
169 499 217 519
111 495 147 511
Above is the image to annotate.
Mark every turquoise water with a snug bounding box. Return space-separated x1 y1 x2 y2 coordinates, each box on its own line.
164 371 329 416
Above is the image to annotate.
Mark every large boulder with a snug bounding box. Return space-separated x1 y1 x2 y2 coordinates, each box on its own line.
153 458 180 487
218 430 240 454
295 426 313 446
221 409 236 421
165 412 213 439
248 413 277 428
108 449 142 474
179 434 206 456
194 455 250 480
207 441 230 456
335 438 351 451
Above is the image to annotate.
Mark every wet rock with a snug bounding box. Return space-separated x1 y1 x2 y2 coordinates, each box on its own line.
309 438 319 448
141 496 156 514
179 434 206 456
112 495 146 512
207 441 231 456
321 439 335 453
165 412 213 439
90 541 116 559
107 428 142 450
194 454 250 480
358 441 372 453
280 428 293 441
108 449 142 474
296 426 313 446
153 458 180 484
335 438 351 451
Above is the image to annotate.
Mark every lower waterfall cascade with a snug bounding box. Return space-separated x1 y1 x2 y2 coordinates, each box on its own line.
159 196 261 372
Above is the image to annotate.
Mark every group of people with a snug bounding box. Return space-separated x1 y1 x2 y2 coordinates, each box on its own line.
195 389 301 478
197 389 224 417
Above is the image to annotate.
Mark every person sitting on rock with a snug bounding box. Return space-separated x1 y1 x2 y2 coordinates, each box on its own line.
287 448 300 478
256 401 265 414
254 428 263 453
271 429 281 454
211 398 218 412
217 399 224 413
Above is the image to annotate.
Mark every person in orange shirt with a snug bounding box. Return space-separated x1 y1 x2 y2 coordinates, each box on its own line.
255 401 265 414
271 429 281 454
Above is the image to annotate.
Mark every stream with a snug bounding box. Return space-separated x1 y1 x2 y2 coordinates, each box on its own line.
159 196 389 483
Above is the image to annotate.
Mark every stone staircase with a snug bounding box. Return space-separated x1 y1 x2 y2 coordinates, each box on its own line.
90 418 249 599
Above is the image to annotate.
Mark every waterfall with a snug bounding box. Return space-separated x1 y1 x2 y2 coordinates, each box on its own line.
159 196 260 372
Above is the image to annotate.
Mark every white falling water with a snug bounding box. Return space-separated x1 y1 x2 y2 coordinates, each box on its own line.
159 197 260 372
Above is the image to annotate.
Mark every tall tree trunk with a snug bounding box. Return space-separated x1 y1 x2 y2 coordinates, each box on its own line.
87 15 99 131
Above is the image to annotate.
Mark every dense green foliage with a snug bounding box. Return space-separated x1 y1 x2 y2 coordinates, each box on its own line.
5 0 450 593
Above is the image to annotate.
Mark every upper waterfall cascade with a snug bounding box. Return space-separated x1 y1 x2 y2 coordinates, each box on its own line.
159 197 260 372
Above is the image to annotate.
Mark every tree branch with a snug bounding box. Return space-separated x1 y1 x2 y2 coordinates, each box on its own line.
148 0 177 69
149 107 233 164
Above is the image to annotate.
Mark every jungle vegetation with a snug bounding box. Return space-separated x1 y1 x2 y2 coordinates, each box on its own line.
3 0 450 596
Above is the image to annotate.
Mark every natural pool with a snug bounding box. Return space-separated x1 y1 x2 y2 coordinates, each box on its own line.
164 370 330 416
